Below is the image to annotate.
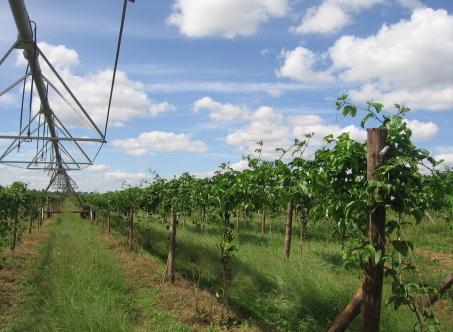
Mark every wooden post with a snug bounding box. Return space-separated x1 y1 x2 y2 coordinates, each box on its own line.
361 128 387 332
165 208 177 283
236 210 240 230
284 201 293 259
328 271 453 332
46 196 51 218
260 205 266 235
128 207 134 250
107 210 111 234
11 214 18 251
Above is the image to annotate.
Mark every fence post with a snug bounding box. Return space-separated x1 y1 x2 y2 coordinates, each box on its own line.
361 127 388 332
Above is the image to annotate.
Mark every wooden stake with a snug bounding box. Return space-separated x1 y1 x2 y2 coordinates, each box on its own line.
284 201 293 259
361 128 387 332
424 272 453 307
327 288 363 332
165 208 177 283
128 207 134 250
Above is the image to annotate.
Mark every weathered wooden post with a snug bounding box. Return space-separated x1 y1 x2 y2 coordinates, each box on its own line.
164 208 177 283
107 210 111 233
128 207 134 249
284 201 293 259
361 127 387 332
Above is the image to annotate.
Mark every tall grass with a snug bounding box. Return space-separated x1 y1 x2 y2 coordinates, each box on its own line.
110 212 453 331
9 213 188 332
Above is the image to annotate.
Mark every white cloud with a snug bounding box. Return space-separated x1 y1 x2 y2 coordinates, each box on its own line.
293 122 366 147
276 47 334 84
405 119 439 141
230 159 249 171
287 114 324 126
104 170 146 181
15 42 174 130
193 96 249 122
225 103 368 157
293 0 383 35
16 42 79 69
329 8 453 110
112 131 208 156
0 163 147 192
86 164 110 172
396 0 424 9
226 106 291 157
294 2 350 35
146 81 309 97
149 101 176 116
347 83 453 111
435 153 453 167
167 0 288 38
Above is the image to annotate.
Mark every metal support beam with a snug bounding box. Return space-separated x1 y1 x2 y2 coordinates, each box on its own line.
0 135 104 142
8 0 64 173
0 73 30 97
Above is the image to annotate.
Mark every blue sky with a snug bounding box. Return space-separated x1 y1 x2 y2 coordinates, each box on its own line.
0 0 452 191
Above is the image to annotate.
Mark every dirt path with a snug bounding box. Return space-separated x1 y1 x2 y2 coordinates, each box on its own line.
417 247 453 268
0 219 52 329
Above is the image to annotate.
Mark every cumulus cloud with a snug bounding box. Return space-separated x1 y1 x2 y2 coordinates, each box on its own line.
293 122 366 147
435 153 453 167
230 159 249 171
112 131 208 156
225 104 365 158
16 42 79 69
287 114 324 126
347 84 453 111
280 8 453 112
86 164 110 172
226 106 291 157
167 0 288 38
193 96 249 122
293 0 383 35
276 47 334 84
329 8 453 110
15 42 174 130
149 101 176 116
405 119 439 141
0 163 148 192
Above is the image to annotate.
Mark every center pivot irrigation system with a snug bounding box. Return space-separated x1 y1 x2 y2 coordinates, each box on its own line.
0 0 134 194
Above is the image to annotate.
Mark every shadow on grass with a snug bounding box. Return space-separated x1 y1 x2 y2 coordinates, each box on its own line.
110 216 352 331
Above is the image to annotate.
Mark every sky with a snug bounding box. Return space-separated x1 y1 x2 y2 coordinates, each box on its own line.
0 0 452 191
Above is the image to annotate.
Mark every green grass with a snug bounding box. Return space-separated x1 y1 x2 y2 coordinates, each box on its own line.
109 212 453 332
7 212 188 332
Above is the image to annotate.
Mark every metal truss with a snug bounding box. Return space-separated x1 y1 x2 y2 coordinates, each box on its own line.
0 0 106 194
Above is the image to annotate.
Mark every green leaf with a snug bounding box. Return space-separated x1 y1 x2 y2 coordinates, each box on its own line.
371 102 384 113
392 240 413 257
343 105 357 117
360 113 374 128
385 220 400 235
